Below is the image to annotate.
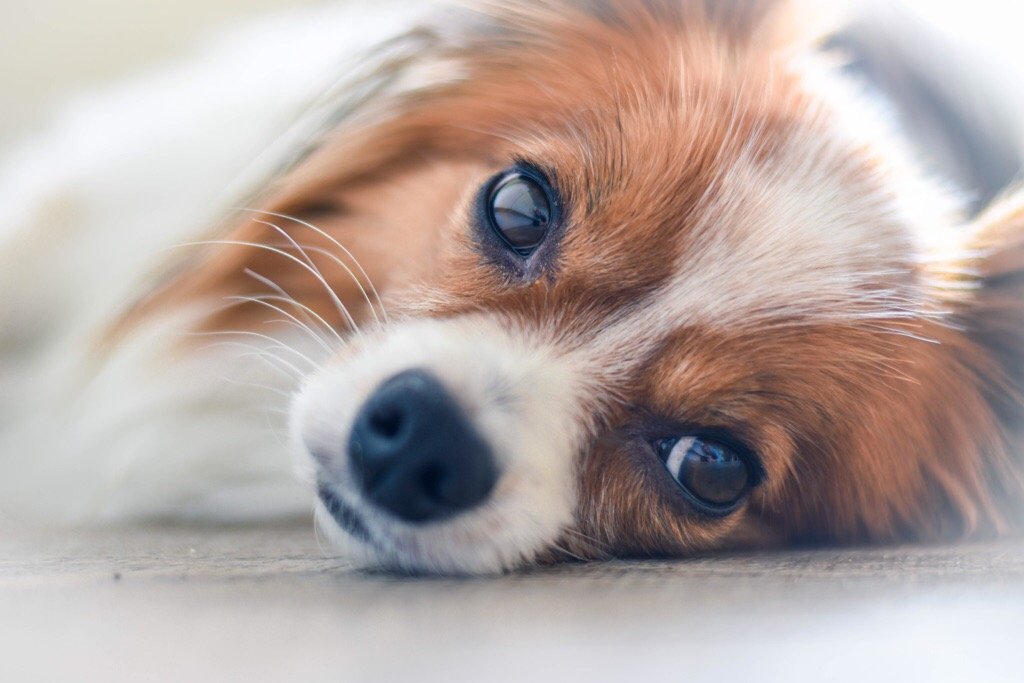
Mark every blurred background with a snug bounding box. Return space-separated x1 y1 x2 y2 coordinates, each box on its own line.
3 0 1024 147
0 0 321 144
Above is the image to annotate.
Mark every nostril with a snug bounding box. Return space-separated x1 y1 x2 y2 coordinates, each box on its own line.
349 369 498 523
418 463 447 503
368 405 404 440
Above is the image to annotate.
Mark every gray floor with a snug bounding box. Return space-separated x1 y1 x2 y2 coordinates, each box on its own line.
2 523 1022 682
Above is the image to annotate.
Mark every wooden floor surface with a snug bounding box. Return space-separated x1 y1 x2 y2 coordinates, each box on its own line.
2 524 1022 681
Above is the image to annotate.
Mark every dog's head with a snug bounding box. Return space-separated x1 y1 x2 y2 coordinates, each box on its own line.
138 0 1024 573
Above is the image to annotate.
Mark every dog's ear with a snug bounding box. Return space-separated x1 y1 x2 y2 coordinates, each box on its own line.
945 191 1024 429
934 190 1024 526
110 26 497 338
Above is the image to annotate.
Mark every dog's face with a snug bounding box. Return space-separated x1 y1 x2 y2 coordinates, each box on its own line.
137 1 1024 573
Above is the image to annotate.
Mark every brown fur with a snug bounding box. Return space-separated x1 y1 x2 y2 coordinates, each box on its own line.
118 1 1024 563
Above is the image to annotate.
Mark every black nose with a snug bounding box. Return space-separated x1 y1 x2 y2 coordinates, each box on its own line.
348 369 498 523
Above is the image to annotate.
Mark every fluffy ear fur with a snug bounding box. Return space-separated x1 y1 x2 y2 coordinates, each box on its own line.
110 25 484 337
928 189 1024 528
953 190 1024 434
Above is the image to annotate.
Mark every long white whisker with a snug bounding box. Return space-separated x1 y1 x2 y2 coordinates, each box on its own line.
251 219 367 335
220 376 293 400
191 329 318 371
197 329 317 369
225 294 333 355
217 374 294 405
236 349 306 380
205 297 331 355
263 318 333 354
313 509 335 559
244 269 347 347
175 240 361 334
200 340 304 380
239 207 389 325
549 541 591 563
282 243 383 327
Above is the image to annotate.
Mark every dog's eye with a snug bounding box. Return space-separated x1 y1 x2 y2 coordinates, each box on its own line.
487 170 552 255
657 436 751 510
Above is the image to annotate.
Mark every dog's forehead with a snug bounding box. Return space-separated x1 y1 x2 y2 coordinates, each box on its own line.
424 9 948 375
527 68 928 345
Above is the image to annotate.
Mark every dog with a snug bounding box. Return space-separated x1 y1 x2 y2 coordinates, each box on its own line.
1 0 1022 574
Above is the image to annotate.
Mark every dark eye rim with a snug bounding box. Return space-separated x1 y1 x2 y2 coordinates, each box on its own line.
474 162 563 272
652 429 764 517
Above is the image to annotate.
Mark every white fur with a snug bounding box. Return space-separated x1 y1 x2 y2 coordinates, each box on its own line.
0 1 427 523
294 316 591 573
568 117 960 388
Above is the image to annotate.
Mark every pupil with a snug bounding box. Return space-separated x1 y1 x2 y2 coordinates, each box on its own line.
489 174 551 251
677 439 749 507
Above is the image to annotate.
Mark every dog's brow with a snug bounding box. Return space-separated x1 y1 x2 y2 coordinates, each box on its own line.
569 126 935 386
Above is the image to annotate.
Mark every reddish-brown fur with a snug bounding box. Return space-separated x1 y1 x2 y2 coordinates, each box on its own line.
120 0 1024 562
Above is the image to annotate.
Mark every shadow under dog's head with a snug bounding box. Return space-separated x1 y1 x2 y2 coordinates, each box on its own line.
130 0 1024 573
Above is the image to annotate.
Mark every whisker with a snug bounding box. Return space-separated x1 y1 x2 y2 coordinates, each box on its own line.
251 220 367 335
563 528 616 560
201 340 303 382
244 269 347 347
313 509 333 559
218 375 294 400
175 239 361 334
236 350 305 380
225 294 333 355
205 297 335 358
240 207 389 325
191 329 319 370
261 317 332 354
548 541 591 563
283 243 384 327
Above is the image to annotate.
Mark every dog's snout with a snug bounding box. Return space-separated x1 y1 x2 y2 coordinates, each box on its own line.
349 369 498 523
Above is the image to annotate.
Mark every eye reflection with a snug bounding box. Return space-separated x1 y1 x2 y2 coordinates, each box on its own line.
487 172 551 253
658 436 751 508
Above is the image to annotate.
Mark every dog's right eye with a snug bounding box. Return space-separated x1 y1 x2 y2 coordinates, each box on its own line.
656 435 755 513
486 168 554 256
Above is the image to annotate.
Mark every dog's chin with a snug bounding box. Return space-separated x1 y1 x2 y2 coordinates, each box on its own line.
313 487 549 576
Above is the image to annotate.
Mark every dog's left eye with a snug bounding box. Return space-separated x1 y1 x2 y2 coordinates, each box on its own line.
657 436 752 511
486 170 552 255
